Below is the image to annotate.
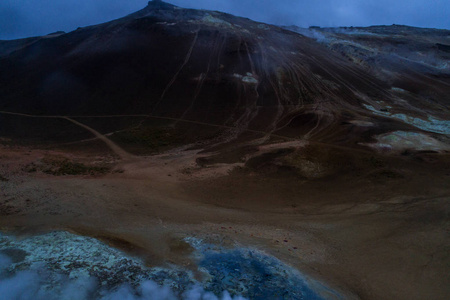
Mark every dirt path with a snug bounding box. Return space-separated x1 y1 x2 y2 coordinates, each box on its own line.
0 110 377 156
63 117 134 161
0 111 134 161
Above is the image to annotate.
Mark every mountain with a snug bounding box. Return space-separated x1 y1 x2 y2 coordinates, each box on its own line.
1 2 449 155
3 1 448 149
0 3 450 300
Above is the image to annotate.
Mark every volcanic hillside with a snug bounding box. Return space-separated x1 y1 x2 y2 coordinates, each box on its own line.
2 0 444 149
286 24 450 111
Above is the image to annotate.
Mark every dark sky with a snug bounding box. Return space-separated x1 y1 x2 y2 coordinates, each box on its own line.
1 0 449 40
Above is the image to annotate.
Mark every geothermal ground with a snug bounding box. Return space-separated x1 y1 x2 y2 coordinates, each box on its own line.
0 114 449 299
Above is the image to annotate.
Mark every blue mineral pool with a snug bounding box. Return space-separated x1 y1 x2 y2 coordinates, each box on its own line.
199 249 323 299
0 231 342 299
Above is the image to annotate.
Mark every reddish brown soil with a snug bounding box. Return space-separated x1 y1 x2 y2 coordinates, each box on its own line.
1 139 449 300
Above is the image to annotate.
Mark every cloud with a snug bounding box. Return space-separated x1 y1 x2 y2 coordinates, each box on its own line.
0 253 12 270
0 0 449 40
0 253 246 300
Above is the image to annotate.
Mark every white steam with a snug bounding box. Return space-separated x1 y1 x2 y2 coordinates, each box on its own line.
103 282 246 300
0 253 12 270
0 253 246 300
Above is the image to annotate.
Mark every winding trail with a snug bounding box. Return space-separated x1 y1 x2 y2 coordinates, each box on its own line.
62 117 134 161
0 111 134 161
153 29 200 114
0 110 380 156
0 110 297 142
